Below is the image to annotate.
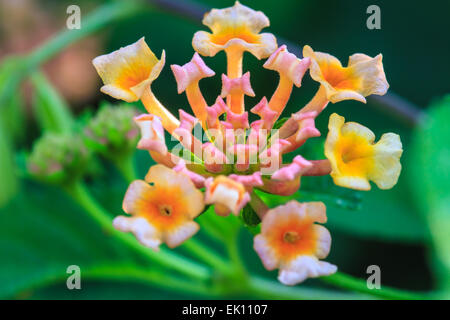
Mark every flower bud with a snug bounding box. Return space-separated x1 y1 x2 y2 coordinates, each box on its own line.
84 102 139 158
27 133 90 184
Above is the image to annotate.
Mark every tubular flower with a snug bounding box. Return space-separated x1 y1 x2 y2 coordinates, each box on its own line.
192 1 277 60
114 165 204 250
254 201 337 285
303 45 389 104
92 3 402 286
205 175 251 216
92 37 179 134
325 113 403 190
92 37 165 103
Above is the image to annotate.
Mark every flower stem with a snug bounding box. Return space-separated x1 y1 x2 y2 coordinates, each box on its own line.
64 181 211 281
27 2 140 69
182 239 230 274
249 191 269 220
113 155 138 182
246 275 370 300
21 263 217 298
1 2 141 114
82 264 216 296
321 272 430 300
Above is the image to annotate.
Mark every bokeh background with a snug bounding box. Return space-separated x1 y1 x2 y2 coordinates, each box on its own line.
0 0 449 299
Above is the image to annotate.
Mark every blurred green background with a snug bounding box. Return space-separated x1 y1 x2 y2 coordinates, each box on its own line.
0 0 449 299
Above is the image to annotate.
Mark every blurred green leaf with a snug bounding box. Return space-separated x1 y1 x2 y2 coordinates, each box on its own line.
0 57 26 113
409 95 450 292
272 117 289 131
0 181 124 298
0 58 27 207
30 72 74 133
0 58 26 141
0 180 183 299
0 121 18 208
281 131 427 243
256 174 428 243
240 204 261 227
326 187 428 244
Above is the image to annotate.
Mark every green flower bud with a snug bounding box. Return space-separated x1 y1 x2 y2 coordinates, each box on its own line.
83 102 139 159
27 133 90 185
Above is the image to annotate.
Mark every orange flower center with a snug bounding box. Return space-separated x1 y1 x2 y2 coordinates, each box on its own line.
116 64 151 91
267 217 317 262
210 26 260 45
283 231 300 244
136 186 187 231
158 204 173 216
321 64 359 91
334 132 374 175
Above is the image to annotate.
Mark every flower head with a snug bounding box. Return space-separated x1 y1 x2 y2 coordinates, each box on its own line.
92 37 165 102
325 113 402 190
114 165 204 250
254 201 337 285
192 1 277 59
303 45 388 103
90 2 403 287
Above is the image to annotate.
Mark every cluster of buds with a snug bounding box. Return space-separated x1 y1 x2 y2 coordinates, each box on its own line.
27 133 90 185
83 102 139 159
92 2 402 285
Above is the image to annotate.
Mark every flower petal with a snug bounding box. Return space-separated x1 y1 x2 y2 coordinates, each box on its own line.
192 2 277 59
254 234 279 270
278 256 337 285
93 37 164 102
145 165 205 218
303 45 388 103
205 176 250 215
164 221 200 248
113 216 161 251
325 113 402 190
369 133 403 189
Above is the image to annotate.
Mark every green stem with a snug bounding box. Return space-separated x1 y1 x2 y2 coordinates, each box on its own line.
246 275 372 300
223 225 247 277
227 237 244 272
114 155 138 182
82 264 215 296
321 272 430 300
27 2 140 68
65 181 211 281
18 263 216 299
182 240 230 274
1 2 141 108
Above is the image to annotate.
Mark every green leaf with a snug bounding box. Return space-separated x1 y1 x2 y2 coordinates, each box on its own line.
240 204 261 227
279 134 427 243
272 117 289 130
0 59 25 207
0 57 26 111
408 95 450 292
256 174 427 243
0 59 26 141
30 72 74 133
0 181 133 298
0 121 18 207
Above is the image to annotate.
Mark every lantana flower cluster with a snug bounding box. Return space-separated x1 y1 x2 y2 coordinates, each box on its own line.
92 2 402 286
